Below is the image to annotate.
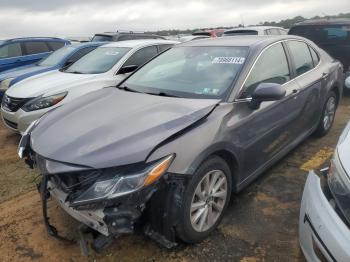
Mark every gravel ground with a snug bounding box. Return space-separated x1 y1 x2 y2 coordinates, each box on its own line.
0 96 349 262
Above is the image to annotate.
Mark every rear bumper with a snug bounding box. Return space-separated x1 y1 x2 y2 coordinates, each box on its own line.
299 171 350 262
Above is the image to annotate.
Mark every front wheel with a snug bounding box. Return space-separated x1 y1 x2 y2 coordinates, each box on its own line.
176 156 232 243
314 91 337 137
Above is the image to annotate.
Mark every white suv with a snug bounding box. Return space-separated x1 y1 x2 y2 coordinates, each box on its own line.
1 39 178 133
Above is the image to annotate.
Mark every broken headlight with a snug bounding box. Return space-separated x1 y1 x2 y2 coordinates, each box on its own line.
327 149 350 223
71 154 174 206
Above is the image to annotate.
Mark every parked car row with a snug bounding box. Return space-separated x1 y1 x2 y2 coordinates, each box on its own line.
0 20 349 259
1 39 177 133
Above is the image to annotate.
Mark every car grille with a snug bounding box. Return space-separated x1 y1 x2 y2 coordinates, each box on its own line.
1 94 32 112
3 118 18 129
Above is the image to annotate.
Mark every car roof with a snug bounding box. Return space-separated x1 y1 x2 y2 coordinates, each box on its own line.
224 26 286 33
178 35 306 48
293 18 350 26
100 39 179 48
1 37 68 43
94 32 161 37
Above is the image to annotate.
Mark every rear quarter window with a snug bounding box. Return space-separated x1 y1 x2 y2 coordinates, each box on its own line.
24 41 50 55
309 47 320 66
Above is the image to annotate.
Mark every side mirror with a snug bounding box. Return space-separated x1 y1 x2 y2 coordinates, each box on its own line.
117 65 138 75
249 83 286 110
345 76 350 89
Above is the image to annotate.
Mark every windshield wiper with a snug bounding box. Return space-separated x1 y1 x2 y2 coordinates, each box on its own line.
67 71 83 74
144 91 179 97
117 85 142 93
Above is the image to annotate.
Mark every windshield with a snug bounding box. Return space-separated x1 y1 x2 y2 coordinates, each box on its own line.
38 46 75 66
224 30 258 36
289 25 350 45
65 47 130 74
122 46 249 99
92 35 113 42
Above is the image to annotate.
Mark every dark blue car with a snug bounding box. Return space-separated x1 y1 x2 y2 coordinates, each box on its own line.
0 37 70 73
0 42 105 99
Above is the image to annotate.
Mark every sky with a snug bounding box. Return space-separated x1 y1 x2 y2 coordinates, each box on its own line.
0 0 349 38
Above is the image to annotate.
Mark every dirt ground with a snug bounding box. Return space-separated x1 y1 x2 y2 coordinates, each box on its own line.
0 96 349 262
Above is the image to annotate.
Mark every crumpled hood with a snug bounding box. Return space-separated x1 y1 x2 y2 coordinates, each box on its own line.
31 88 219 169
0 65 51 81
6 70 97 98
338 121 350 173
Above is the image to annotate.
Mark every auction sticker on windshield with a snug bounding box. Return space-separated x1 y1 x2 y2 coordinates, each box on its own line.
212 57 245 64
105 51 120 56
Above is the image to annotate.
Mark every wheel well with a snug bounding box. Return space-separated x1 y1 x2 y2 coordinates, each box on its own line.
212 150 239 187
331 85 340 105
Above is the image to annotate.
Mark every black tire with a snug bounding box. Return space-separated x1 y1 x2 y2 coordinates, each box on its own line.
176 156 232 243
314 91 337 137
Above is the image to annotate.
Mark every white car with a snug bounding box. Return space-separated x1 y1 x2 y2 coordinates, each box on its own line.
223 26 288 36
299 119 350 261
1 39 178 133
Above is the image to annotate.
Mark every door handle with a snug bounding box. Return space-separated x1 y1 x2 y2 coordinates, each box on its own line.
292 89 300 94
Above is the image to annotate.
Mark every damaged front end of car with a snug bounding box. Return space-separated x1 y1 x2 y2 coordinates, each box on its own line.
19 133 189 254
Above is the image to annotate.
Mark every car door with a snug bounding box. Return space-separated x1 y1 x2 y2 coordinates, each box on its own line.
22 41 51 65
285 40 322 134
0 42 24 72
116 45 158 80
232 42 303 182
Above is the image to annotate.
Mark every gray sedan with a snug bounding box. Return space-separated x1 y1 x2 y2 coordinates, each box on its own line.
19 35 344 252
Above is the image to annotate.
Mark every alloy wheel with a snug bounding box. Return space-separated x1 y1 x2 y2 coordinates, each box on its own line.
323 96 336 131
190 170 228 232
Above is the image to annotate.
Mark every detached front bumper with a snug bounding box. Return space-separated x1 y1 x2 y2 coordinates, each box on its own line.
48 181 109 236
299 171 350 262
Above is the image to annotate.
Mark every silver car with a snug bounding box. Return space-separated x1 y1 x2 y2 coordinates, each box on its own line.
300 119 350 261
19 35 343 253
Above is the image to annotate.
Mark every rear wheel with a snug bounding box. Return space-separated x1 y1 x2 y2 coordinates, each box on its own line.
314 91 337 137
176 156 232 243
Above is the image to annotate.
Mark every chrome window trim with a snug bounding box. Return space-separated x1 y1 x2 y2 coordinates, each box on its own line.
234 38 322 101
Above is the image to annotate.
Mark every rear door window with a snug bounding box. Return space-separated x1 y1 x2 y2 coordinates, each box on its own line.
225 30 258 36
123 46 158 67
24 41 50 55
47 41 65 51
286 41 314 76
0 43 22 58
241 43 291 98
269 29 281 35
118 35 134 41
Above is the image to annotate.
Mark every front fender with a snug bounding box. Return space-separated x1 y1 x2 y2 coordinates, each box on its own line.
147 103 241 176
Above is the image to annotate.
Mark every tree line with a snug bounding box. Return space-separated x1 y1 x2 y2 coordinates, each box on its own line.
147 12 350 36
